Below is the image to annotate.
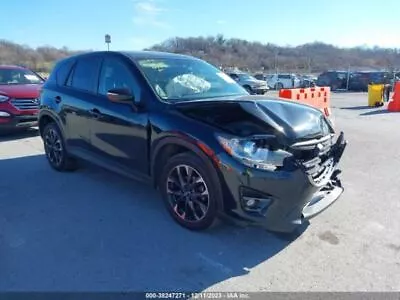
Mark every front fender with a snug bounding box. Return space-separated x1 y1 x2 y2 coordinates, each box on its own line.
151 132 219 177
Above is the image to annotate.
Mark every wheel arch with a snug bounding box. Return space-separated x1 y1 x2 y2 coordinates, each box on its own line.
151 135 225 208
151 136 217 184
38 110 65 138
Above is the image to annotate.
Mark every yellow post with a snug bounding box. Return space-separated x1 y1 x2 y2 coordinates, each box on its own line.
368 84 384 107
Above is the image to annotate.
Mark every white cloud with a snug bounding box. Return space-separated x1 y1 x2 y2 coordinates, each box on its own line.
132 0 171 29
135 2 164 14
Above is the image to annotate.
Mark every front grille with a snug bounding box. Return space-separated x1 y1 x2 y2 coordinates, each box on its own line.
10 98 40 110
290 135 335 185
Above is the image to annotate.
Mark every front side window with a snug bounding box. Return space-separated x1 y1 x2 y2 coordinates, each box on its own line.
136 58 247 102
98 58 139 98
0 68 44 85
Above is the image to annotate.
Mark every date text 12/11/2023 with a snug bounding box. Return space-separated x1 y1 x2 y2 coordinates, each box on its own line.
145 292 250 299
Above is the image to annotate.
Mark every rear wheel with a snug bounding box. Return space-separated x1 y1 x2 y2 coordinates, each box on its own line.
159 152 221 231
43 122 78 171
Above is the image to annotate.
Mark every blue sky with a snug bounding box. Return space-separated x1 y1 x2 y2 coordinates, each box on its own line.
1 0 399 51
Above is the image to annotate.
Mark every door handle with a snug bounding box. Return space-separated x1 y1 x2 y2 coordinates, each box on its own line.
89 108 101 118
55 96 62 103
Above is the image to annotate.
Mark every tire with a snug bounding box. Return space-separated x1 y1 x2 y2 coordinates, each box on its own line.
159 152 221 231
43 122 78 172
275 83 283 90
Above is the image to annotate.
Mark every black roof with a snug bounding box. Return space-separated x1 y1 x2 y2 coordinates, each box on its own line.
121 51 195 60
63 50 196 61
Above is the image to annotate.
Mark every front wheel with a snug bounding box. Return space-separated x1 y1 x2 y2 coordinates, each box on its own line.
43 122 78 171
159 152 221 231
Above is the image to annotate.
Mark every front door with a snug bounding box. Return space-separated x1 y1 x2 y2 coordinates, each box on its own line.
89 56 149 176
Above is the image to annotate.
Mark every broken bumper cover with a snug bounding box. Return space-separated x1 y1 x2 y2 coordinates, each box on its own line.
218 132 347 233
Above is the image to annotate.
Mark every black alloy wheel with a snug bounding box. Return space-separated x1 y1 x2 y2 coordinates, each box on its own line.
166 164 210 222
160 152 220 230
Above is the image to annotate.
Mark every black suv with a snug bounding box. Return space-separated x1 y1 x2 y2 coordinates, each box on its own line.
38 51 347 233
316 71 348 91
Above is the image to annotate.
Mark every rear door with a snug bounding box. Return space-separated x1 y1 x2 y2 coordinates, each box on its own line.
89 56 149 176
61 55 102 151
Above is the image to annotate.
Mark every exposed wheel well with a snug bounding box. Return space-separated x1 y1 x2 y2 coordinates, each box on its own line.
153 144 191 188
38 115 56 137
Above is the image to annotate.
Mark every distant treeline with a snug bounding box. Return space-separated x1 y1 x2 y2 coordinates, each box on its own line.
0 40 83 72
1 36 400 73
148 35 400 73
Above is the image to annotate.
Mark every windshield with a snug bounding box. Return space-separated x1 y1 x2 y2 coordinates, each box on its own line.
0 68 44 85
136 58 247 102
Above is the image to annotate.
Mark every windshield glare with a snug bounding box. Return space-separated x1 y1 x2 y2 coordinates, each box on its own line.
136 58 247 102
0 68 44 85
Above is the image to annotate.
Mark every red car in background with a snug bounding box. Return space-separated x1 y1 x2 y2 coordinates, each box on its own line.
0 65 44 132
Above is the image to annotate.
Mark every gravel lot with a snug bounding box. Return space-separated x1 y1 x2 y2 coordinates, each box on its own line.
0 92 399 292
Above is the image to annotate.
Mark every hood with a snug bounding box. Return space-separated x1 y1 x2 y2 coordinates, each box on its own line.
0 84 42 99
242 79 266 85
174 95 333 143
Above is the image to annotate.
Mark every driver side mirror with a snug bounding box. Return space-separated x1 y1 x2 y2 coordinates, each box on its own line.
107 88 133 102
107 88 139 111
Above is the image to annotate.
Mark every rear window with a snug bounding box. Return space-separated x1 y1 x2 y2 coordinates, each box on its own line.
56 59 75 86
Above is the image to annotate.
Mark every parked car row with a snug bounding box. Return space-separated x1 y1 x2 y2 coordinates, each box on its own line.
241 69 399 92
316 70 400 92
253 73 317 90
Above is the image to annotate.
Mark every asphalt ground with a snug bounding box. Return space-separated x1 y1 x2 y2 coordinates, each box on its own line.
0 92 399 292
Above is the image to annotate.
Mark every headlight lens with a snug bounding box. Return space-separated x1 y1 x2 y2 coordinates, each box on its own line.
217 136 292 171
0 95 9 102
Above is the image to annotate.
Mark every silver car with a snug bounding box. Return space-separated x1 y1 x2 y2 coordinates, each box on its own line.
227 72 269 95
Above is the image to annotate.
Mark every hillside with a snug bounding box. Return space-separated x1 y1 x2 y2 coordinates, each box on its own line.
0 40 83 72
148 36 400 73
1 37 399 74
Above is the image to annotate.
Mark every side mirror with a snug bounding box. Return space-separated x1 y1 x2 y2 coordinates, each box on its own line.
107 88 139 112
107 88 134 103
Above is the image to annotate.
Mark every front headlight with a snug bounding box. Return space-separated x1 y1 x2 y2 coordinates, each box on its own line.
217 136 292 171
0 95 9 102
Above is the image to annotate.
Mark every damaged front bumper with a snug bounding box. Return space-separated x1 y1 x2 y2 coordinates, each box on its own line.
217 132 347 233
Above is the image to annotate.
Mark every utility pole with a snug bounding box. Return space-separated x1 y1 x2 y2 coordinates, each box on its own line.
346 65 351 91
105 34 111 51
274 51 279 74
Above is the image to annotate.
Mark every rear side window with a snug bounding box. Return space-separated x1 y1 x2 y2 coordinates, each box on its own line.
68 56 102 93
56 59 75 86
278 75 291 79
